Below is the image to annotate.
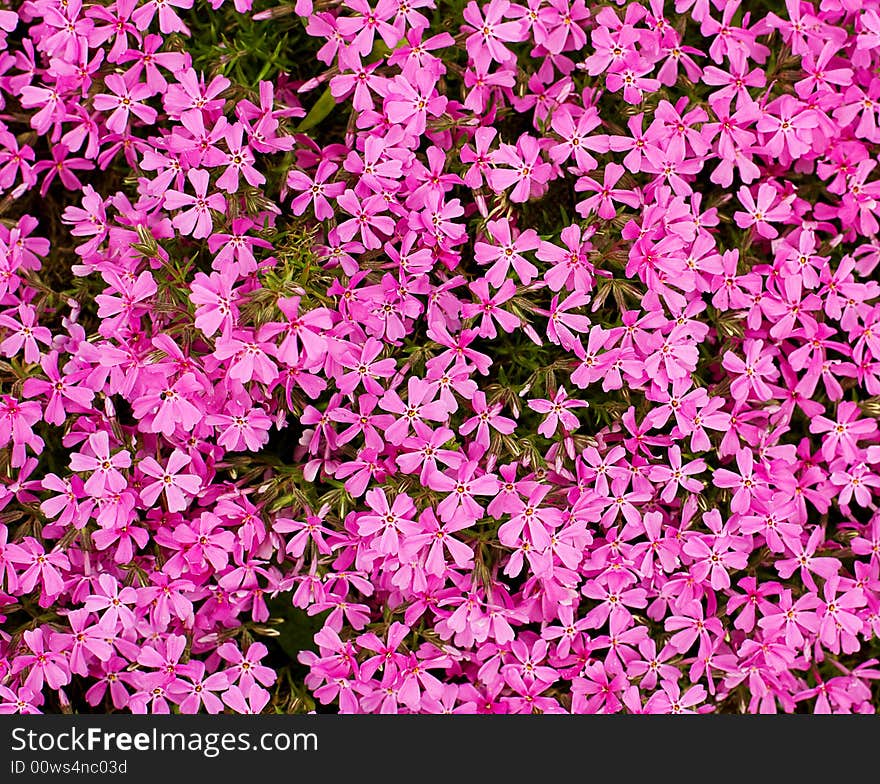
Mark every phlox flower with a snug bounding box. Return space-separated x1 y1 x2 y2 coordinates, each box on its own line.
164 169 226 240
138 450 202 513
733 183 792 239
93 73 157 133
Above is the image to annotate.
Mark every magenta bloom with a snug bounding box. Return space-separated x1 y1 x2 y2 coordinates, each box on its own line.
0 304 52 364
164 168 226 239
336 189 395 250
4 0 880 720
216 123 264 193
131 372 204 437
462 0 526 70
288 161 345 221
527 387 588 437
427 459 499 524
475 219 540 287
733 183 792 239
139 450 202 513
379 377 449 445
713 447 763 515
487 136 552 203
575 162 641 219
650 445 706 503
809 401 878 462
358 488 418 555
722 339 778 402
337 338 397 396
69 431 131 496
93 73 157 133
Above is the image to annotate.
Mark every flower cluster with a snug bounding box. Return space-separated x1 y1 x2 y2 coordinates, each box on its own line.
1 0 880 715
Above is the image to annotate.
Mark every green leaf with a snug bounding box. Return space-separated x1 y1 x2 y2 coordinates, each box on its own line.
295 86 337 132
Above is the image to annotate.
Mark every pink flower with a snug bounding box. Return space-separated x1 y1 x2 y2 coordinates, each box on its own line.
829 461 880 508
11 630 69 692
83 574 138 626
221 684 270 714
336 0 401 57
132 0 193 34
94 270 158 333
650 445 705 502
169 662 230 714
418 507 475 576
645 681 707 714
336 189 395 250
218 642 276 692
427 458 499 523
0 304 51 363
537 224 595 293
131 372 205 437
385 71 448 136
758 589 821 650
487 136 552 203
207 405 273 452
462 0 526 70
212 332 278 384
498 485 563 550
92 73 157 133
287 161 345 221
817 576 866 655
69 431 131 496
459 391 516 448
474 219 540 287
8 538 69 599
776 527 842 590
722 339 778 402
358 488 419 555
189 269 240 338
164 168 227 239
460 126 497 189
809 402 878 462
216 123 264 193
378 377 449 445
733 183 792 239
575 162 640 219
527 387 588 437
337 338 397 396
712 447 763 515
139 450 202 513
460 278 521 339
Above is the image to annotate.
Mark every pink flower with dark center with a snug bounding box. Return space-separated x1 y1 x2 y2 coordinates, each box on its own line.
475 219 540 287
139 450 202 513
462 0 526 70
650 445 706 502
733 183 793 239
527 387 588 437
427 458 499 524
288 161 346 221
164 168 226 239
722 339 778 402
712 447 764 515
461 278 521 339
69 431 131 496
93 73 157 133
459 391 516 449
336 189 396 250
809 401 878 462
487 136 552 203
0 304 51 364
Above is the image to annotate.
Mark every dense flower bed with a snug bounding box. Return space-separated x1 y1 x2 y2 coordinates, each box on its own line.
0 0 879 714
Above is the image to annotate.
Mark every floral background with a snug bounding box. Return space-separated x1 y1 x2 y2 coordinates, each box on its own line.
0 0 880 714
